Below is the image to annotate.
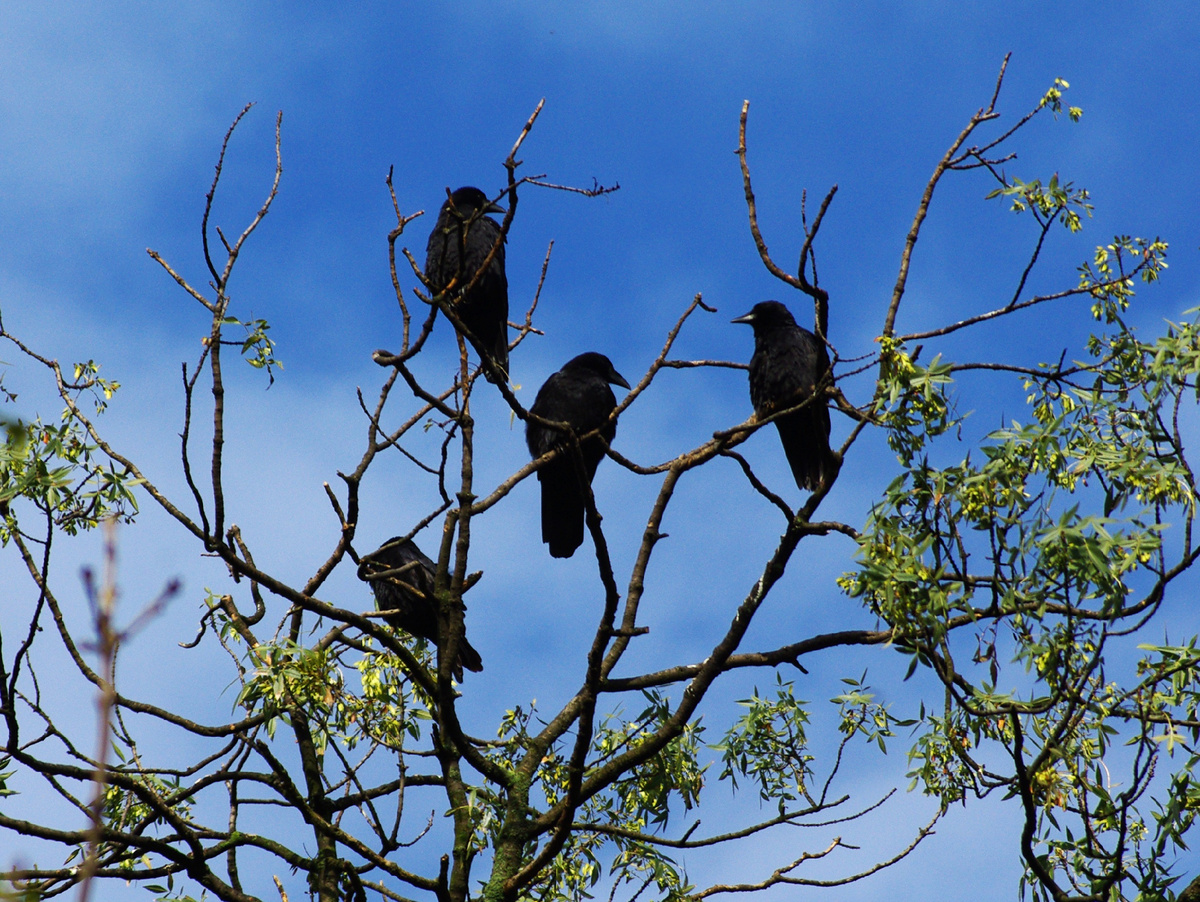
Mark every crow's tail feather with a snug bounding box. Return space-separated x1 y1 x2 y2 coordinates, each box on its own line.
540 464 585 558
775 412 835 492
458 637 484 675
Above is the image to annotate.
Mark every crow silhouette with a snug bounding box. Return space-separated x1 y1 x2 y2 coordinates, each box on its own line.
733 300 835 491
424 186 509 382
526 352 630 558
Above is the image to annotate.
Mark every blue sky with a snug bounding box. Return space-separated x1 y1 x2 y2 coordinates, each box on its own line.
2 3 1200 900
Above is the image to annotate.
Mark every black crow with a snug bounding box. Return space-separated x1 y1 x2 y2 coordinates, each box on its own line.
424 186 510 383
732 300 835 491
526 352 631 558
357 537 483 680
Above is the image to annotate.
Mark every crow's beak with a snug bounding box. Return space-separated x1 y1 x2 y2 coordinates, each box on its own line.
731 312 755 325
486 201 507 215
610 369 632 391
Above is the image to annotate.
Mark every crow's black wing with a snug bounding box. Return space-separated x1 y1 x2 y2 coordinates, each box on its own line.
527 367 619 558
750 326 833 491
425 211 509 381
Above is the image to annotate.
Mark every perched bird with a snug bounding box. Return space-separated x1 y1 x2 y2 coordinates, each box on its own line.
732 300 835 491
424 186 510 383
526 352 631 558
357 536 483 680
